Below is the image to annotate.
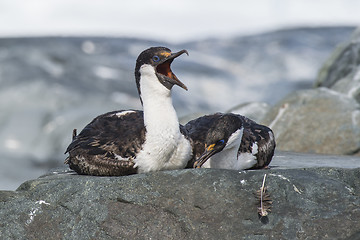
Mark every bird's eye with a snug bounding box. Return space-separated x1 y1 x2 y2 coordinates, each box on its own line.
152 55 160 62
217 139 225 145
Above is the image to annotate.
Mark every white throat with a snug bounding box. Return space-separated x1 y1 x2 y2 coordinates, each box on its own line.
205 128 245 169
134 64 192 172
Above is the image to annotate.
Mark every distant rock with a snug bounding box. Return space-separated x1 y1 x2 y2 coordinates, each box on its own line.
315 27 360 103
180 102 270 125
262 88 360 155
315 26 360 103
1 151 360 239
261 27 360 155
226 101 270 123
179 112 211 125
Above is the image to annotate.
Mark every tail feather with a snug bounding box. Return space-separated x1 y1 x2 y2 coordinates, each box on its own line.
72 129 77 140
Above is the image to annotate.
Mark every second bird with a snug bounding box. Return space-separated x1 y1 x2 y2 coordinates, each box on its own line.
185 113 276 170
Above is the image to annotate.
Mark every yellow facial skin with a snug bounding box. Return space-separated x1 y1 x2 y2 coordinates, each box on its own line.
194 143 216 168
206 143 215 152
160 52 171 58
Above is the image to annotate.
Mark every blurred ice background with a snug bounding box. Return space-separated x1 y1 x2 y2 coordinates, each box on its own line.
0 0 359 190
1 0 359 42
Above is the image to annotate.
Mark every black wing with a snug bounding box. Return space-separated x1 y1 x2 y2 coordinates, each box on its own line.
184 113 275 169
65 110 146 176
238 115 276 169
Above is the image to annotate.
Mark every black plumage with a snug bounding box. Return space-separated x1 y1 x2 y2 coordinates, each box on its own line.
185 113 275 170
64 46 190 175
240 116 275 169
65 110 145 176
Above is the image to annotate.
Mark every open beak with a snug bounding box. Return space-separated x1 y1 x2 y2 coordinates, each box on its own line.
156 49 189 91
193 143 218 168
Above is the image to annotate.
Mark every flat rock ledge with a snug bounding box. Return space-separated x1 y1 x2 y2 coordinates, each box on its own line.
1 152 360 240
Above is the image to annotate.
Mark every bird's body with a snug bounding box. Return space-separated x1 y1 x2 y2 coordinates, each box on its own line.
65 47 192 175
185 113 275 170
65 110 143 176
65 46 274 175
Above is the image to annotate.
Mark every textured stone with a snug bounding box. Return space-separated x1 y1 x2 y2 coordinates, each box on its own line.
226 102 271 123
315 27 360 102
1 152 360 240
262 88 360 155
180 102 270 125
260 27 360 155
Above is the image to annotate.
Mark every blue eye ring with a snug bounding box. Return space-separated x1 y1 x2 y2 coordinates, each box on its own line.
152 55 160 62
217 139 225 145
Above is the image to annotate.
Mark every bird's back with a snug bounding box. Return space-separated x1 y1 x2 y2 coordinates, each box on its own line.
65 110 146 176
184 113 275 169
184 113 224 166
240 116 276 169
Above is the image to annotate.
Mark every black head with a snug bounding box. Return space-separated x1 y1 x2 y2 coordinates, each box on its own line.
193 114 243 168
134 47 188 103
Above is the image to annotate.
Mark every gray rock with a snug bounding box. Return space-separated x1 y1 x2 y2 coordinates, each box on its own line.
315 27 360 102
262 88 360 155
179 102 270 125
226 102 271 123
272 151 360 169
331 74 360 103
179 112 211 125
260 27 360 156
1 152 360 239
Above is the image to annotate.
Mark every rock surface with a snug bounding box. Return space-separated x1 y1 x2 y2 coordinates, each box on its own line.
227 102 271 123
314 26 360 104
262 88 360 155
315 27 360 101
1 152 360 240
180 101 270 125
261 27 360 155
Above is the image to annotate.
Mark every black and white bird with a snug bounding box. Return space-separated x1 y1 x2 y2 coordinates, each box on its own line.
185 113 275 170
65 47 192 176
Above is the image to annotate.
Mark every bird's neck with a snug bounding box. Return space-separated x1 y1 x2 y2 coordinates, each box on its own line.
135 66 191 172
139 70 179 132
208 128 244 169
142 92 179 132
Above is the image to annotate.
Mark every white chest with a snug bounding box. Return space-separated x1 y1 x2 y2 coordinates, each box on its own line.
203 128 257 170
133 65 192 172
135 129 192 173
